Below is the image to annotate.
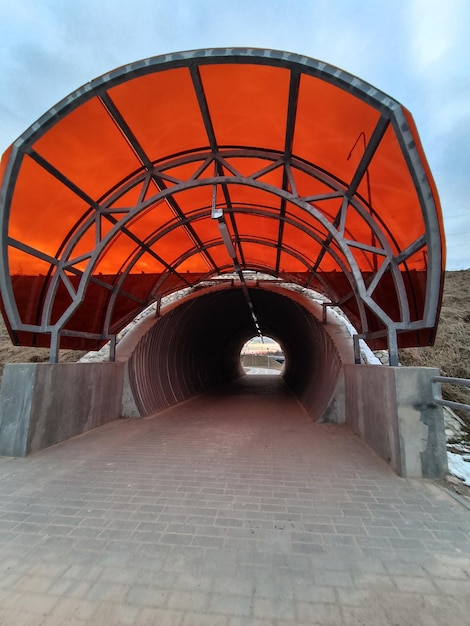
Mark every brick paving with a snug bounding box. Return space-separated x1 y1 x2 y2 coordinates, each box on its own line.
0 375 469 625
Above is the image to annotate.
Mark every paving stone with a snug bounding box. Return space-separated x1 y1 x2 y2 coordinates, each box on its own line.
167 589 209 612
323 533 357 546
391 575 438 594
341 605 396 626
209 593 253 618
423 561 470 579
294 582 336 604
89 601 141 624
181 613 229 626
192 535 225 548
296 602 343 625
16 593 67 616
175 573 212 593
126 585 170 608
135 607 183 625
0 572 23 590
160 532 193 546
292 542 324 555
12 575 54 595
228 618 272 626
0 610 49 626
73 537 109 552
314 569 354 588
0 588 23 609
252 596 296 620
47 578 92 599
432 577 470 596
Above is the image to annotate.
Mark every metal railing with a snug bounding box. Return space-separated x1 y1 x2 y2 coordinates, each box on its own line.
431 376 470 414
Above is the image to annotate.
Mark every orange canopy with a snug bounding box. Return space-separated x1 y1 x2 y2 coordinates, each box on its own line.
0 49 445 353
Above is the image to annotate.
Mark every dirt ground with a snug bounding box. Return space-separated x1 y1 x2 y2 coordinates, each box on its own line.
0 327 85 380
399 269 470 425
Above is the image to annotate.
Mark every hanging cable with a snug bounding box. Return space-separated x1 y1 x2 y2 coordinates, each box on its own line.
211 166 263 340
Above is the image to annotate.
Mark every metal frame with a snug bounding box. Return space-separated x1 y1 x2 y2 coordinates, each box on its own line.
0 49 444 363
432 376 470 414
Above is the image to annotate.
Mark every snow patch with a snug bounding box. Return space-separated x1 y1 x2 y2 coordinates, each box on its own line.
447 451 470 486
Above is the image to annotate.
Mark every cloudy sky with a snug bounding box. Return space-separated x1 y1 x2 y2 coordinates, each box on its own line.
0 0 468 269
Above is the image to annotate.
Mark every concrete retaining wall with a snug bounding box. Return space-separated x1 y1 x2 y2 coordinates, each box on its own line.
344 364 448 478
0 350 448 480
0 362 124 456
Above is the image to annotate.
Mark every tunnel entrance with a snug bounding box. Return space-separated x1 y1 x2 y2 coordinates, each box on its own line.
240 336 284 376
118 282 349 422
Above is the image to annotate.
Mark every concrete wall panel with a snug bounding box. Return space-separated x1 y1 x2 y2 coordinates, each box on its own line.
394 367 448 479
0 362 124 456
344 364 448 478
344 364 400 469
0 364 38 457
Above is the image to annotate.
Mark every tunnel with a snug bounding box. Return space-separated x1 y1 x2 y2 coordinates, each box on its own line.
0 48 447 466
0 49 449 478
117 282 350 421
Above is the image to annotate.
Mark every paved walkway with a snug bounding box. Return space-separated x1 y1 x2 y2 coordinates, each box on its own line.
0 376 469 625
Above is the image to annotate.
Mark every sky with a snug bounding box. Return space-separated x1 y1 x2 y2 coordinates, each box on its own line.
0 0 468 269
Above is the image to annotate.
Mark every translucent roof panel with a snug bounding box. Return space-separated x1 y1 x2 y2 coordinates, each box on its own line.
108 67 209 163
293 74 381 184
0 49 445 353
199 63 290 151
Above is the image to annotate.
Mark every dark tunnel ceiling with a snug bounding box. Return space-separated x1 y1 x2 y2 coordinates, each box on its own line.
0 48 445 354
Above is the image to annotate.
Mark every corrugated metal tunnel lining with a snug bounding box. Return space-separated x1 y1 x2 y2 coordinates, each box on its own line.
123 285 344 420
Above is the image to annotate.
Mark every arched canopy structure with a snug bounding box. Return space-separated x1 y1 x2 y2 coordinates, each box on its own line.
0 48 445 361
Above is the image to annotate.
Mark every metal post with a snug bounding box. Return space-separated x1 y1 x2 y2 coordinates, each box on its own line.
387 327 399 366
322 302 337 325
353 335 361 365
49 329 60 364
109 335 116 362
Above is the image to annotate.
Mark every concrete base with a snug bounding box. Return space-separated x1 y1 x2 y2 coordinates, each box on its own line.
344 365 448 478
0 358 449 479
0 362 124 456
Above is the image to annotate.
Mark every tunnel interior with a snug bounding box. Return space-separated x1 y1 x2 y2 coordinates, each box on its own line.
124 285 344 420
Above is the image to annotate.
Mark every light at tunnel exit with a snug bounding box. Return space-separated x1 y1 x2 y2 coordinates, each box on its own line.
240 336 284 375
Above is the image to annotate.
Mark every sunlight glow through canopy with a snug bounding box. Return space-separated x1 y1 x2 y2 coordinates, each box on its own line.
0 49 445 355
